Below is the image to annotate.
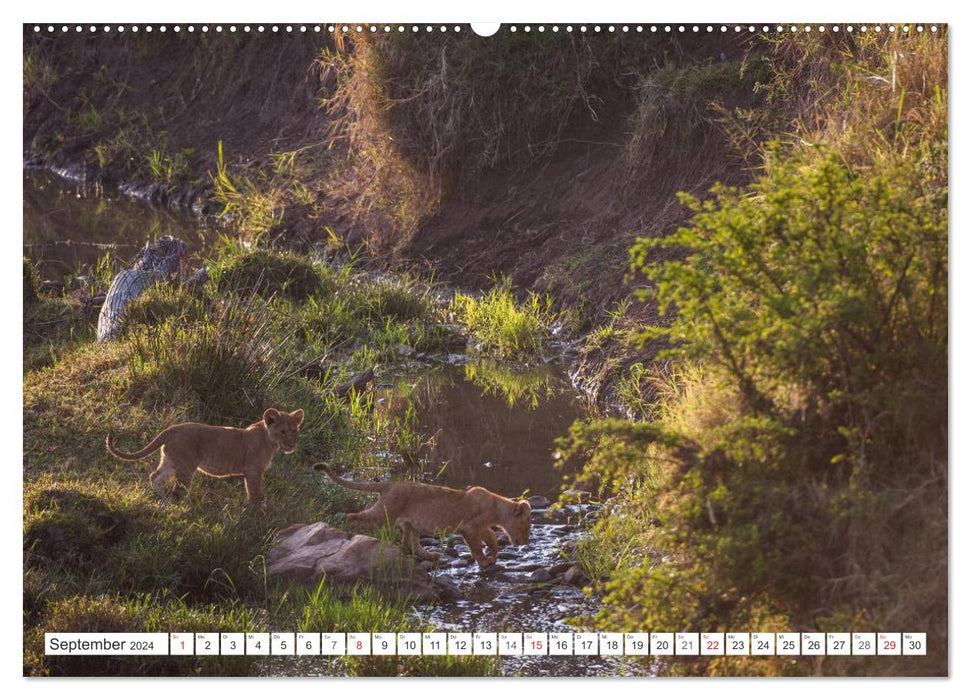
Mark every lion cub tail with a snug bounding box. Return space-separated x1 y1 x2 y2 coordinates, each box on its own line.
313 462 385 492
105 431 168 461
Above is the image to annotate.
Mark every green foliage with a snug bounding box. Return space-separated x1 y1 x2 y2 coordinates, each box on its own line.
451 278 552 361
566 33 947 675
632 149 947 461
146 135 192 184
211 141 286 240
363 275 433 322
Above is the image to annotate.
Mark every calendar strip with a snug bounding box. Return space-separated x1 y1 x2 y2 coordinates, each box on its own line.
44 632 927 656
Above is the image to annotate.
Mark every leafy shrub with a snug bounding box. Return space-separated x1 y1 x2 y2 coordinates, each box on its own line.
633 149 947 463
563 145 947 675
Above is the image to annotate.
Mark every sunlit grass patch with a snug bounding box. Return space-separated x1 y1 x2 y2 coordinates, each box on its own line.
451 278 552 361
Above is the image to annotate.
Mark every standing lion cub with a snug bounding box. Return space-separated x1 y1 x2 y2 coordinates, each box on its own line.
315 462 531 567
106 408 304 505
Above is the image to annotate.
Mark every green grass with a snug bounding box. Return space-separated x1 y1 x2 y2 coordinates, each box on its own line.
22 243 492 677
211 244 328 303
26 594 263 676
451 279 552 361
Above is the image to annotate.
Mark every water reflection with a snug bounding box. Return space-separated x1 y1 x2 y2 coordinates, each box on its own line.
381 363 584 499
23 170 213 281
463 358 558 409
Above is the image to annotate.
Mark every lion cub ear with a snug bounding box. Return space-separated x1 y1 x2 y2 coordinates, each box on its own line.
263 408 281 425
517 501 531 516
291 408 305 426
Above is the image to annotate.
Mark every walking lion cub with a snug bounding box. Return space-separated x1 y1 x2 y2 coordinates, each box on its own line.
106 408 305 505
315 462 531 567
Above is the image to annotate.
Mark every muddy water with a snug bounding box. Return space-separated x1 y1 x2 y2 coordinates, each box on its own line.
23 169 214 282
381 363 641 677
382 360 580 497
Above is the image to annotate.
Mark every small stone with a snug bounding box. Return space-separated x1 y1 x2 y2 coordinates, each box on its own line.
529 568 553 583
548 562 573 576
563 566 586 585
398 344 413 356
527 495 552 509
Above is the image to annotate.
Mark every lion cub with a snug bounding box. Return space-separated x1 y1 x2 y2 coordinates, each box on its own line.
315 463 531 567
106 408 305 505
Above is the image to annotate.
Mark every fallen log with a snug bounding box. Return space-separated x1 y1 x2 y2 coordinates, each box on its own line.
97 236 187 342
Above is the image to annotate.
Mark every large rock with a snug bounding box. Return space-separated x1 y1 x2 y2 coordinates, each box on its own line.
267 522 455 602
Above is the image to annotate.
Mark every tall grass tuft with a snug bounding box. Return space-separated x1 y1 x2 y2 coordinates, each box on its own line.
451 278 552 361
125 290 301 424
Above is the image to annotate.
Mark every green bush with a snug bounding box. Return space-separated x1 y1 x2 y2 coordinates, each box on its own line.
634 149 947 464
562 146 947 675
